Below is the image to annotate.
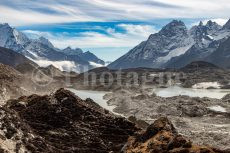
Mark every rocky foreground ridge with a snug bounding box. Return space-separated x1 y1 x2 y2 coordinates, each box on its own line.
124 117 229 153
0 89 138 153
0 89 229 153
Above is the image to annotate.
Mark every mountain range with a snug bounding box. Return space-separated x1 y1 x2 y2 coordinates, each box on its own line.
0 23 105 72
1 19 230 72
108 19 230 69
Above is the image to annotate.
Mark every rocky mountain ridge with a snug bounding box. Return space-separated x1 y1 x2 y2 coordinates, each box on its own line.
108 19 230 69
0 23 105 72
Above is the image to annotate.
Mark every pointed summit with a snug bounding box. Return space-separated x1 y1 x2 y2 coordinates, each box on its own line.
64 46 72 50
159 20 187 37
62 46 73 53
206 20 216 26
190 21 209 41
206 20 221 28
79 51 105 65
205 20 221 33
85 51 92 54
0 23 30 52
199 21 204 26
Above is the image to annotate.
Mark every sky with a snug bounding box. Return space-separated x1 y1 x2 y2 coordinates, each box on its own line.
0 0 229 61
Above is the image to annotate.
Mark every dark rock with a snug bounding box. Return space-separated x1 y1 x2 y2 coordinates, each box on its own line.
0 88 139 152
222 94 230 101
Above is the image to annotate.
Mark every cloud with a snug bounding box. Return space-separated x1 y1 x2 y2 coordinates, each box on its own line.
89 61 104 67
203 18 229 26
117 24 157 37
1 0 230 26
31 59 77 72
22 24 158 48
190 18 229 27
0 5 100 26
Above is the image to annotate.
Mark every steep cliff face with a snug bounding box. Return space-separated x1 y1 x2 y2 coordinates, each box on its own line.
205 37 230 68
108 20 193 69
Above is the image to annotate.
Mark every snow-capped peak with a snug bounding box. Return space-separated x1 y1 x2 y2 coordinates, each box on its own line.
0 23 106 73
108 19 230 69
0 23 30 52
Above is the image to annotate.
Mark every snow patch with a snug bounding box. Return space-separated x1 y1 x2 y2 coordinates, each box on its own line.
27 50 39 58
149 73 158 77
192 82 221 89
156 45 193 63
89 61 104 67
207 35 214 40
208 105 227 113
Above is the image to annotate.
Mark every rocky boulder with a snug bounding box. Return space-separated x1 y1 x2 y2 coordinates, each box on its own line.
124 117 229 153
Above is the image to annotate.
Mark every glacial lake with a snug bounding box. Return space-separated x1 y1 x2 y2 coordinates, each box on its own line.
67 88 117 113
153 86 230 99
67 86 230 115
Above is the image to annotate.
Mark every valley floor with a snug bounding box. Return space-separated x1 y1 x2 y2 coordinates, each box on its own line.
103 87 230 150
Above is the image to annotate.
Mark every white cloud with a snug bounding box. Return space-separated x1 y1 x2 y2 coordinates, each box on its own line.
117 24 157 37
23 24 158 49
1 0 230 26
191 18 229 27
89 61 104 67
203 18 229 26
0 5 101 26
32 59 77 72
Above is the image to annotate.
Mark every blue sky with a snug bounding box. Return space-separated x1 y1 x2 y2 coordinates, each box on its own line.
0 0 229 61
